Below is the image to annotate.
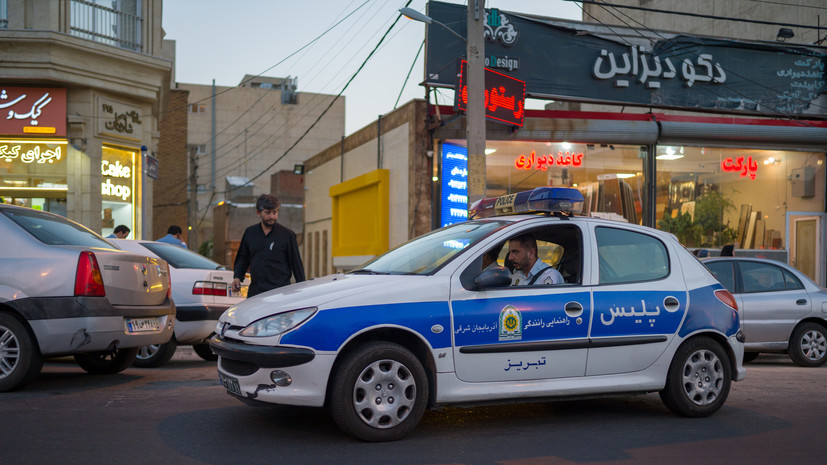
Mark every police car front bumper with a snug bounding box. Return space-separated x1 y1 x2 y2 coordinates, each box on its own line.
210 334 315 367
210 335 334 407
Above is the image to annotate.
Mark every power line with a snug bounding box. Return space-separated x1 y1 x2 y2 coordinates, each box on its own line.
396 40 425 109
569 0 826 30
747 0 827 10
223 1 414 194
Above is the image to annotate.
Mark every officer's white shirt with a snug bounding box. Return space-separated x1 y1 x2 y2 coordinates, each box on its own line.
511 259 564 286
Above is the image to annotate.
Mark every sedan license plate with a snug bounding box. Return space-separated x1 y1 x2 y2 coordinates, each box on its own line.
219 372 242 396
125 317 161 333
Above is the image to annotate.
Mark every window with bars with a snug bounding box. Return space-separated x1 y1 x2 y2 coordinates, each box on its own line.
70 0 143 52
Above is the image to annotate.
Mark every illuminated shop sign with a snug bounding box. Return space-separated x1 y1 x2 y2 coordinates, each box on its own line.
0 141 64 164
101 149 135 202
514 151 584 170
455 60 526 127
0 87 67 137
440 143 468 227
721 156 758 180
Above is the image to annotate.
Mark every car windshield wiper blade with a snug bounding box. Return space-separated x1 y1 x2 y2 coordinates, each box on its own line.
349 269 388 275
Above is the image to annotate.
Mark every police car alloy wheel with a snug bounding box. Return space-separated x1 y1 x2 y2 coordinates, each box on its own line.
787 322 827 367
330 342 429 442
0 313 43 392
659 336 731 417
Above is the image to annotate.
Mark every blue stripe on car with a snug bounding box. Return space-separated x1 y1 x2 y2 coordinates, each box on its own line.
280 301 452 350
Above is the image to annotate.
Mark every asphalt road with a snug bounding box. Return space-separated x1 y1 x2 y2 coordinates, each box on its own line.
1 350 824 465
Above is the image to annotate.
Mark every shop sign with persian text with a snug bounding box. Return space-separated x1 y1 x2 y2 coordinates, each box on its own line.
0 88 67 137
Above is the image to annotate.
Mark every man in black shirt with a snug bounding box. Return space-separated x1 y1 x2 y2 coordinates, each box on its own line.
232 194 306 297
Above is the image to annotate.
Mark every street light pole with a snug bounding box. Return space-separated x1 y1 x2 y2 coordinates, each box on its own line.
466 0 486 206
400 3 487 208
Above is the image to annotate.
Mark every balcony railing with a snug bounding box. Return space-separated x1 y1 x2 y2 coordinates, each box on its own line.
70 0 142 52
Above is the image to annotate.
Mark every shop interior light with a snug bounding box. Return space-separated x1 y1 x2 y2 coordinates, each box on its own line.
561 142 572 150
615 173 636 178
485 148 497 155
656 146 684 160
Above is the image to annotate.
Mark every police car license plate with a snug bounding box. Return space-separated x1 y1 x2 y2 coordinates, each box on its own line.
125 317 161 333
219 372 241 396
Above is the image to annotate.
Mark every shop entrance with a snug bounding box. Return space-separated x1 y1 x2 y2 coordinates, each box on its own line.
788 213 824 286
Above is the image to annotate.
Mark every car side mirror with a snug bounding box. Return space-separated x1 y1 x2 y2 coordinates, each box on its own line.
474 266 512 290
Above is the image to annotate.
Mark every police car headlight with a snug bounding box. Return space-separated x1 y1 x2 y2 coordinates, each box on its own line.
238 307 317 337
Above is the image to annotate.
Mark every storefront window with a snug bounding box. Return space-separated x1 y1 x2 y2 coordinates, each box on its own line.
452 140 645 224
0 139 68 215
655 146 825 250
101 145 137 237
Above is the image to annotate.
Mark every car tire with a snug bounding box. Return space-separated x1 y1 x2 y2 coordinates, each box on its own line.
0 313 43 392
192 342 218 361
743 351 760 363
787 322 827 367
659 336 731 417
133 340 178 368
74 347 139 374
330 342 428 442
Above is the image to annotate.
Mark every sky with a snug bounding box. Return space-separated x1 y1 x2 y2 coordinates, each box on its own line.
162 0 583 135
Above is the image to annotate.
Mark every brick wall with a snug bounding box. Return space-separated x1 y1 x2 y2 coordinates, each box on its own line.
154 89 190 244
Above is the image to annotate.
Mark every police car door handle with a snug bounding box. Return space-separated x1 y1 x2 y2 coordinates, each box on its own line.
564 301 584 318
663 296 680 312
796 299 808 305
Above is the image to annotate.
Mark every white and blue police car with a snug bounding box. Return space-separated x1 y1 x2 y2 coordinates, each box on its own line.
210 187 745 442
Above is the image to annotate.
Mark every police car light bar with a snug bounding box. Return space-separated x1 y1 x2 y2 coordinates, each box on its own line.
469 187 584 219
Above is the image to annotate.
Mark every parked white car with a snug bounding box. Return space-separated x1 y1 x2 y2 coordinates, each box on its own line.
0 205 175 391
114 240 244 367
210 187 745 441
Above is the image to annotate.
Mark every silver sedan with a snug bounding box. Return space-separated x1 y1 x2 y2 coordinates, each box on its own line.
703 257 827 367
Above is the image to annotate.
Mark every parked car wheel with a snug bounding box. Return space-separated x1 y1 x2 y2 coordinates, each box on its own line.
133 340 178 368
0 313 43 392
330 342 428 442
743 351 760 363
74 347 139 374
787 322 827 367
659 336 731 417
192 341 217 361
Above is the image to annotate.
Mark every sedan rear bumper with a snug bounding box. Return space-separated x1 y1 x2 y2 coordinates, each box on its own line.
10 296 175 356
176 305 230 322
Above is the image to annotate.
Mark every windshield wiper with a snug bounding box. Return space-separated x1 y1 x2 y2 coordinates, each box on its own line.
349 269 388 275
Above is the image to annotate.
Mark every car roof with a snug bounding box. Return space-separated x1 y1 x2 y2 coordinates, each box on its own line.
482 214 669 235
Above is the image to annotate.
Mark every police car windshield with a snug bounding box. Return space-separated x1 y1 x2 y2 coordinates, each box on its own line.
352 221 507 275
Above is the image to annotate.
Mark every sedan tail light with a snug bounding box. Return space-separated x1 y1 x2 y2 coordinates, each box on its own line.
714 289 738 312
192 281 229 297
75 251 106 297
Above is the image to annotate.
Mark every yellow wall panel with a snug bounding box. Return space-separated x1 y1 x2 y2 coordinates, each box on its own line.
330 169 390 257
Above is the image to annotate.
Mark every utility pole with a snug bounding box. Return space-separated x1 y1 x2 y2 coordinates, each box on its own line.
188 147 199 252
466 0 486 206
211 79 217 192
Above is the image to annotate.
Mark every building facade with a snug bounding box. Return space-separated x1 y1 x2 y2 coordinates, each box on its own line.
303 100 431 278
304 1 826 286
0 0 172 238
177 75 344 252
